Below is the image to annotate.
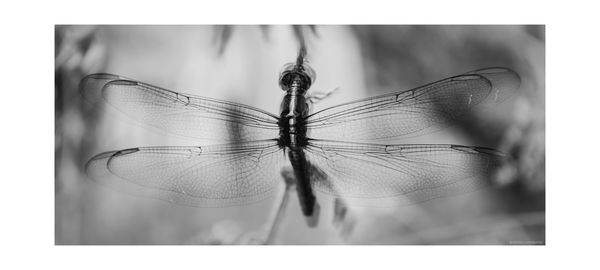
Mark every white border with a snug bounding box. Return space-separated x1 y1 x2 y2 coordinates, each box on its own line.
3 0 599 269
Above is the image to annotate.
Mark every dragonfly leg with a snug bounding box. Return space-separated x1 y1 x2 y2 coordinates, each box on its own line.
307 87 340 104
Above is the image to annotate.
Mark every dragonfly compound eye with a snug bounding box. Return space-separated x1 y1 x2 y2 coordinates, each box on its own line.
279 62 316 91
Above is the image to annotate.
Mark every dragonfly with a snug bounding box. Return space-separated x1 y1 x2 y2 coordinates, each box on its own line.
81 58 521 219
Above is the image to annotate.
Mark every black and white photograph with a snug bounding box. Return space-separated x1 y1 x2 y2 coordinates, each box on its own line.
55 25 545 245
6 0 600 269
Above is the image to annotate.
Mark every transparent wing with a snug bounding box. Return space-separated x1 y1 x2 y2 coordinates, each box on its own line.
304 140 503 206
85 140 287 207
80 73 281 142
305 68 520 141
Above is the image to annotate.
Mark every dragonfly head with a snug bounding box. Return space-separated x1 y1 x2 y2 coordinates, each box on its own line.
279 62 316 92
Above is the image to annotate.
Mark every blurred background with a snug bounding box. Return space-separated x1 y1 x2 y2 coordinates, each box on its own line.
55 25 544 244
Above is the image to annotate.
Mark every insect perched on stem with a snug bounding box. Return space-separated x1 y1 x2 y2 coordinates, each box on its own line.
81 52 520 223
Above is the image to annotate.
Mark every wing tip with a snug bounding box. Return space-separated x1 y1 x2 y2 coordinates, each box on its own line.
84 148 140 174
79 73 133 103
466 67 522 96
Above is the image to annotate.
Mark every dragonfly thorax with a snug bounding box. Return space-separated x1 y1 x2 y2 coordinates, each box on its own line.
277 63 314 147
278 91 310 138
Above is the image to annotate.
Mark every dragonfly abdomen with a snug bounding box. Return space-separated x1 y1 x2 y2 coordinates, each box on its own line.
287 147 316 216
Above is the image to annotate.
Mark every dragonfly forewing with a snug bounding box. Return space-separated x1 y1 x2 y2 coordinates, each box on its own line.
80 74 281 142
305 68 521 142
